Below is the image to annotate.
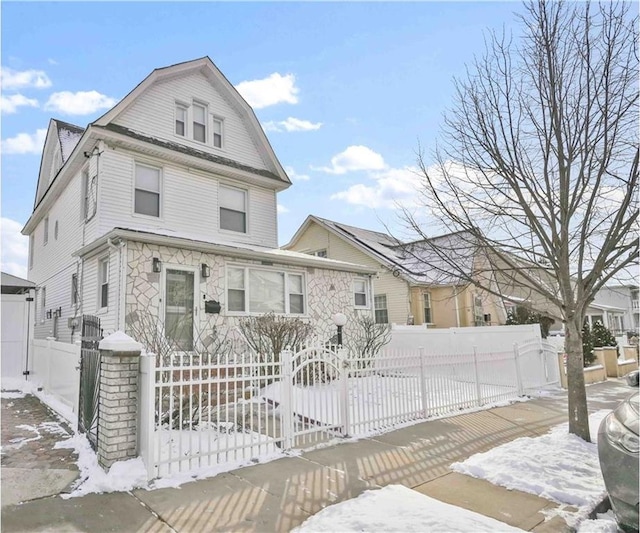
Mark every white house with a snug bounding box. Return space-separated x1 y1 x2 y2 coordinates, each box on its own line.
587 284 639 336
23 57 376 348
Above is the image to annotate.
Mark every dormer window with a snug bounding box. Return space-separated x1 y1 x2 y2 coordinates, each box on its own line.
175 104 187 137
213 118 223 148
193 103 206 143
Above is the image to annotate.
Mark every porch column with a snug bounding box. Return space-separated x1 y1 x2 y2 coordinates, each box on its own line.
97 331 142 469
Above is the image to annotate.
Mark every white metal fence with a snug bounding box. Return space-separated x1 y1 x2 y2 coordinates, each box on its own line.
138 339 559 479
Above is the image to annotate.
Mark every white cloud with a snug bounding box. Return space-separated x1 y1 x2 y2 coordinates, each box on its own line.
45 90 116 115
48 58 59 65
331 166 424 209
1 128 47 154
263 117 322 133
1 94 39 114
1 218 28 279
0 67 52 90
316 145 386 175
277 204 289 214
284 166 311 181
236 73 299 109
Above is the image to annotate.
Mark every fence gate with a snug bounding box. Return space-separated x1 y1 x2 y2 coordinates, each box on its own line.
78 315 103 450
281 345 348 449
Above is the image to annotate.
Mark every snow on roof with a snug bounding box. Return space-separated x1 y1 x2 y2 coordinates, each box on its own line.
54 120 85 163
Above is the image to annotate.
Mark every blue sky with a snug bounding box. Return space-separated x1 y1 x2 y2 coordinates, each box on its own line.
1 1 524 277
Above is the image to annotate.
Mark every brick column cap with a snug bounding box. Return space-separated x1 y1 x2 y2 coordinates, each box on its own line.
99 331 142 353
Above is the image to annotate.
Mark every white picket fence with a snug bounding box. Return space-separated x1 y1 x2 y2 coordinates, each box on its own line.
137 338 559 479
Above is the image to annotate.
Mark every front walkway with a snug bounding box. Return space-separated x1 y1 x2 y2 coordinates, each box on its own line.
0 380 631 532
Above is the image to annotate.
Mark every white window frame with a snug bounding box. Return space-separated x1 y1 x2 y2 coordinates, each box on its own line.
423 292 433 324
225 264 307 316
192 102 207 144
374 294 389 324
29 235 34 269
98 256 109 311
212 117 224 149
43 216 49 245
353 278 370 309
311 249 327 258
133 162 162 219
219 184 248 234
71 273 79 306
175 103 188 137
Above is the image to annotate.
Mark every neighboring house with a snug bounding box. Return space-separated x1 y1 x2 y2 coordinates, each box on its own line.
587 284 639 336
22 57 376 348
283 216 507 328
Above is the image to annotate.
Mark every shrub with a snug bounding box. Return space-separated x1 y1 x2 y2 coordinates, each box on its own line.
582 320 595 367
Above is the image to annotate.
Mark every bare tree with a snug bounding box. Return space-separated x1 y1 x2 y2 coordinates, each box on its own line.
401 1 638 441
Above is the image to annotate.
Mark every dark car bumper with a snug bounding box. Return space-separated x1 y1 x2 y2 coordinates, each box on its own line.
598 414 640 531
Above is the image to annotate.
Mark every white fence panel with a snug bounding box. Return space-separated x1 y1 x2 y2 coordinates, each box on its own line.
29 338 80 414
386 324 542 354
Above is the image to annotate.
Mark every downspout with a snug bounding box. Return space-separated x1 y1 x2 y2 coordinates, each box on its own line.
107 237 125 332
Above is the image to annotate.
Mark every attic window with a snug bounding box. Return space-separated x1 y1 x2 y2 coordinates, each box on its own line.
193 103 206 143
175 104 187 137
213 118 223 148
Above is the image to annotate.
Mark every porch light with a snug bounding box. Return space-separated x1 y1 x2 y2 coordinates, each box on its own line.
332 312 347 347
152 257 161 273
201 263 210 278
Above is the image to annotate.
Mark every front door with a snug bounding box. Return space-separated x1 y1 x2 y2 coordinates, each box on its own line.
164 268 195 351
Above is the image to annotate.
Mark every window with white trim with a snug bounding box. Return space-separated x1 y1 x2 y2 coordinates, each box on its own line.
220 185 247 233
134 164 161 217
310 250 327 258
44 216 49 245
354 278 369 308
99 257 109 309
175 104 187 137
213 117 223 148
54 220 59 240
423 293 432 323
193 103 206 143
227 266 305 314
374 294 389 324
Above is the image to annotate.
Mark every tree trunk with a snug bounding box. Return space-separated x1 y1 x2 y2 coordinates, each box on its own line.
566 316 590 441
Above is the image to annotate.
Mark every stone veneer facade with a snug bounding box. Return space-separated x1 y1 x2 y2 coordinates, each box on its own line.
125 241 372 346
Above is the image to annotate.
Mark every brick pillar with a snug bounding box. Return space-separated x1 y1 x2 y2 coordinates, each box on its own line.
97 332 142 470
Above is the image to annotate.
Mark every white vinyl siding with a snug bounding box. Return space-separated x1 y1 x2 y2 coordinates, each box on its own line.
227 265 305 315
43 216 49 245
98 148 278 247
29 236 34 269
40 287 46 323
219 185 247 233
134 164 161 217
112 71 271 171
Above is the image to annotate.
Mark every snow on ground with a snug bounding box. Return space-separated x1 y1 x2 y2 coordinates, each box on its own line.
451 410 611 529
292 484 525 532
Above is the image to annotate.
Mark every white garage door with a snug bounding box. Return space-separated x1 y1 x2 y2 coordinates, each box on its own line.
1 294 32 381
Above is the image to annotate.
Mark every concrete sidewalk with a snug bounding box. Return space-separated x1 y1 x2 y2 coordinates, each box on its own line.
1 380 631 533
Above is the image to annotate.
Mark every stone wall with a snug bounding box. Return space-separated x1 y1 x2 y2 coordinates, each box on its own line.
124 241 371 350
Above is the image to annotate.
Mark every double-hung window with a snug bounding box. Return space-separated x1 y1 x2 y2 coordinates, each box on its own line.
193 103 206 143
175 104 187 137
423 293 432 323
374 294 389 324
219 185 247 233
354 278 369 308
43 216 49 245
40 287 46 323
71 273 79 305
213 118 223 148
227 266 305 314
99 257 109 309
134 164 161 217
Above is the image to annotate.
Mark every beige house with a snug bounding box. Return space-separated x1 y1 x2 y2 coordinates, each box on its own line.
284 216 508 328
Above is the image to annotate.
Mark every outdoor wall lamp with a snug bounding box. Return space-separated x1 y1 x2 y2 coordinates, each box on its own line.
201 263 210 278
332 312 347 347
152 257 162 273
46 309 52 319
54 307 62 318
